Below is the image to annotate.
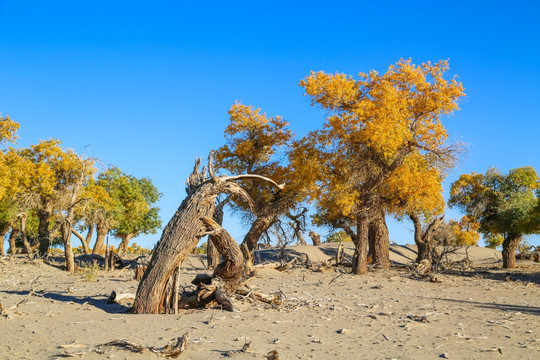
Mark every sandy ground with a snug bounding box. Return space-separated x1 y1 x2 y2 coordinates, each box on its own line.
0 243 539 359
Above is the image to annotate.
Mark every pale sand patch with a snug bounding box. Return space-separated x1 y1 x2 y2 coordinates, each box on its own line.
0 245 538 359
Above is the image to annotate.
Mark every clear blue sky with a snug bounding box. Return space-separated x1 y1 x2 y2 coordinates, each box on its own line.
1 0 539 249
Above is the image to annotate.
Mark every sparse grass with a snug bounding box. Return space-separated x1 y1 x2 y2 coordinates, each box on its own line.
78 260 100 282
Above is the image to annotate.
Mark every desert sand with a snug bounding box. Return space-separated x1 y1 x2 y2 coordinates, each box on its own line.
0 243 539 359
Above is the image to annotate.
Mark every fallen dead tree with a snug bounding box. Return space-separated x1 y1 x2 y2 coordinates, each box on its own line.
131 153 283 314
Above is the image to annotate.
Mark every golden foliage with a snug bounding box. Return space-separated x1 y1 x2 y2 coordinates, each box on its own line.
299 59 464 227
450 216 481 246
0 115 19 147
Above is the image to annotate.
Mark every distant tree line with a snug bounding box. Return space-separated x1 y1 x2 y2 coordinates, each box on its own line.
0 115 161 272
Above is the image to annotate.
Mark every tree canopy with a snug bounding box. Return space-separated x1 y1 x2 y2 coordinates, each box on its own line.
449 166 540 268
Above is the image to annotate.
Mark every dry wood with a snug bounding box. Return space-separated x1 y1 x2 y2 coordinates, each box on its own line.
132 154 269 314
134 265 147 280
235 286 281 305
214 283 238 312
336 242 344 265
107 290 135 304
241 242 254 275
276 258 297 272
202 216 244 290
309 231 321 246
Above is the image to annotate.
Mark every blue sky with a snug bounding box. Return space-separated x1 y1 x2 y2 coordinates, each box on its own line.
1 0 539 249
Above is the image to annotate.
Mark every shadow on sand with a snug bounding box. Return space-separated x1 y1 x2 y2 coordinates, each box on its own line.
1 289 130 313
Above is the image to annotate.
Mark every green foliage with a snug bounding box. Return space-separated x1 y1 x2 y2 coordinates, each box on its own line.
326 230 352 243
97 167 162 241
484 234 503 249
449 167 540 239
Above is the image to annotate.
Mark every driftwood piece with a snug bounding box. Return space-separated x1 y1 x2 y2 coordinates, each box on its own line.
275 258 297 272
107 291 135 304
215 283 238 312
95 332 189 358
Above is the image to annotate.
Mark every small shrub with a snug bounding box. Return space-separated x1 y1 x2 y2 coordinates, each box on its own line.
79 260 100 282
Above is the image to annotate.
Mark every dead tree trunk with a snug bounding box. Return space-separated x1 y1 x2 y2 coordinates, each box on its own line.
309 231 321 246
202 217 243 290
207 197 228 269
132 155 282 314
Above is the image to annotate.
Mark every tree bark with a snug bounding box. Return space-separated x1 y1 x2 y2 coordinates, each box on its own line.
132 155 278 314
132 181 218 314
202 216 244 290
207 238 220 269
92 221 108 255
72 229 90 254
37 208 51 256
60 220 75 273
502 233 521 269
309 231 321 246
18 213 32 258
241 214 279 254
0 230 5 255
409 213 443 263
118 233 135 255
352 213 370 274
8 227 18 255
208 198 227 269
410 213 429 262
369 208 390 270
84 224 94 253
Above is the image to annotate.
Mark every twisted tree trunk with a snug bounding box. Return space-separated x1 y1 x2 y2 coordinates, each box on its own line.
118 233 135 255
202 217 244 289
409 213 443 263
72 228 91 254
92 220 109 255
132 155 281 314
241 214 279 253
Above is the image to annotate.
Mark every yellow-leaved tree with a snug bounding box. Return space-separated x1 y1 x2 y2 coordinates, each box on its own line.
299 59 464 274
215 102 307 258
17 139 96 272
